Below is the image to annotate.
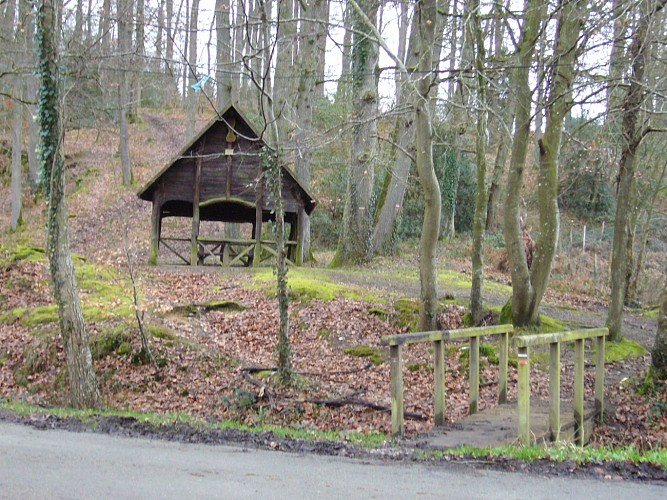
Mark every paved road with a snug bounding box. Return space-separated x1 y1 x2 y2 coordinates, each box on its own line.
0 422 664 499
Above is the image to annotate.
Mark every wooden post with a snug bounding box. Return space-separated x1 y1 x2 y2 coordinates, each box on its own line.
190 157 202 266
295 209 305 266
469 336 479 415
390 345 404 437
433 339 446 426
574 338 585 445
595 335 605 422
517 346 530 445
148 188 162 265
498 331 508 404
549 342 561 441
253 164 264 267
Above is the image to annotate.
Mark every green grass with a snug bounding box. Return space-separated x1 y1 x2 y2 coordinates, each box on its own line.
0 247 136 327
343 345 384 366
251 268 375 302
2 400 664 466
419 443 667 469
0 400 388 448
601 338 648 363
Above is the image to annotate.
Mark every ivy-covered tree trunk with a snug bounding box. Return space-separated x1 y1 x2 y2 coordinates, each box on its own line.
414 0 440 331
607 0 667 341
331 0 379 266
263 149 292 385
36 0 99 408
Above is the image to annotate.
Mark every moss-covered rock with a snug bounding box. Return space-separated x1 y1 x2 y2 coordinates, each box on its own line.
8 245 45 263
602 338 648 363
343 345 383 366
90 327 133 359
393 298 420 331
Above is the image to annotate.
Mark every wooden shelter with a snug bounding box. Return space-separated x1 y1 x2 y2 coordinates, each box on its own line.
138 105 316 266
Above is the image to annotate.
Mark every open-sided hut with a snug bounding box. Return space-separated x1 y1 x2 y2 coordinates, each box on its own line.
137 105 316 266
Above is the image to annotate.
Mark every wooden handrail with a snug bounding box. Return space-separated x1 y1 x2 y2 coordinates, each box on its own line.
511 328 608 445
381 324 514 437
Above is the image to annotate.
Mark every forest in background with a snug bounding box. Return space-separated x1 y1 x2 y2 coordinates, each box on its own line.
1 0 667 403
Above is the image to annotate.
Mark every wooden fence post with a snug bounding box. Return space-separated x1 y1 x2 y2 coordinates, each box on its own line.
469 336 479 415
595 335 605 422
390 345 404 436
517 346 530 445
574 339 585 445
498 331 508 404
549 342 561 441
434 339 446 426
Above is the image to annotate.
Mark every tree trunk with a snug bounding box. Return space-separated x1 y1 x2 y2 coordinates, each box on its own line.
628 160 667 302
293 0 327 263
10 76 23 230
486 137 510 231
273 0 297 141
215 0 233 111
372 9 420 254
415 0 440 331
469 0 488 325
503 0 543 325
336 3 353 102
331 0 379 266
607 0 667 341
529 0 587 324
25 2 39 192
186 0 200 139
233 0 245 103
652 279 667 378
118 0 132 185
132 0 145 119
36 0 99 409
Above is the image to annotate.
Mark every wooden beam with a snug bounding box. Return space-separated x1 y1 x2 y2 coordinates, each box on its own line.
549 342 561 441
574 339 585 445
390 345 404 437
190 157 202 266
433 339 446 426
381 324 513 346
517 346 530 445
512 328 608 348
253 164 263 267
469 336 479 415
595 335 605 422
148 188 162 265
498 331 508 404
295 208 304 266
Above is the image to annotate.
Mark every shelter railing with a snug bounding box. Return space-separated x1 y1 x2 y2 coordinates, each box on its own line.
381 324 514 437
197 237 297 267
512 328 608 445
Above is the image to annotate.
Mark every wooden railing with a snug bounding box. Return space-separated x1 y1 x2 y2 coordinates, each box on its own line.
512 328 608 445
197 237 297 267
381 324 514 437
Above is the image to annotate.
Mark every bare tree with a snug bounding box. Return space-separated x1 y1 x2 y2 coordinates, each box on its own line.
414 0 441 330
118 0 133 185
607 0 667 341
